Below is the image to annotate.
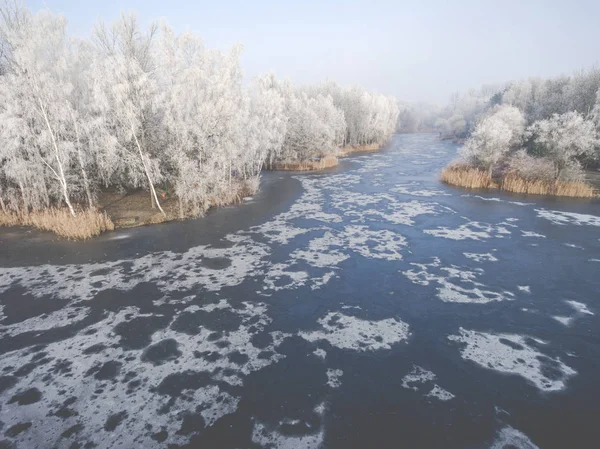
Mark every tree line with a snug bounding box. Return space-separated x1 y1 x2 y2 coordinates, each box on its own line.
0 3 398 218
459 69 600 182
405 68 600 184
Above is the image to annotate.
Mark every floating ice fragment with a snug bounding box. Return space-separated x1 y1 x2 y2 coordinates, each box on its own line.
448 328 576 392
326 369 343 388
299 312 410 352
490 426 540 449
536 209 600 227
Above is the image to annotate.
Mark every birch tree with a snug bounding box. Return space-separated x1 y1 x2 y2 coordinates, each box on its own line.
92 13 166 217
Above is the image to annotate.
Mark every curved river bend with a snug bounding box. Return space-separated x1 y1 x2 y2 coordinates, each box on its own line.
0 134 599 449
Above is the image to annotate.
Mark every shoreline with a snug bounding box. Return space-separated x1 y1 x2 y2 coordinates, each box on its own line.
0 144 385 240
440 165 598 198
267 143 383 171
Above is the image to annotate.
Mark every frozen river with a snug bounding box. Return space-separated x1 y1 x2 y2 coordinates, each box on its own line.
0 133 599 448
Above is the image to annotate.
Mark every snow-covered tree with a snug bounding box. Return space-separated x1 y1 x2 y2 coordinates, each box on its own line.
527 112 598 180
92 13 166 216
459 105 526 175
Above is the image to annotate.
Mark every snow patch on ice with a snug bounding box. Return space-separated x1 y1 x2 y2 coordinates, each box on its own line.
402 258 515 304
490 426 540 449
299 312 410 352
536 209 600 227
326 369 343 388
463 252 498 262
448 328 576 392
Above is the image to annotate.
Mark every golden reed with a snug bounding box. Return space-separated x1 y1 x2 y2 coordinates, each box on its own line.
269 154 339 171
441 164 597 198
440 165 498 189
0 207 115 240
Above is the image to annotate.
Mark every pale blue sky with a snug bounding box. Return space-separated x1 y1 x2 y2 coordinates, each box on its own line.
27 0 600 103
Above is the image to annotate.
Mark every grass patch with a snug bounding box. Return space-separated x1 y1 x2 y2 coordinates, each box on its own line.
0 208 115 240
269 154 339 171
441 164 597 198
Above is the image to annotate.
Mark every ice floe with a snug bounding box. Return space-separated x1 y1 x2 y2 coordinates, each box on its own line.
299 312 410 352
326 369 343 388
521 231 546 238
425 221 511 241
463 252 499 262
392 182 450 197
0 299 290 448
536 209 600 227
448 328 576 392
400 365 454 401
402 258 515 304
489 426 540 449
252 403 326 449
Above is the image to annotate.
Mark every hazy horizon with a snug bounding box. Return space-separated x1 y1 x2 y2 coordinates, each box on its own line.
26 0 600 104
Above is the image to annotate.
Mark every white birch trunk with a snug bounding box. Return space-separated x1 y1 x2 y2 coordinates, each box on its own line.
131 123 166 218
38 98 76 217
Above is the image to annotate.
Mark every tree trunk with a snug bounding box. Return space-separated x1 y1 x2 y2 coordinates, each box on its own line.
39 98 76 217
131 123 166 218
71 112 93 208
179 196 184 220
0 189 6 212
18 181 26 211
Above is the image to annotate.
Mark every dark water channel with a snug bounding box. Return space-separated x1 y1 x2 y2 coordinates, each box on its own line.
0 134 599 449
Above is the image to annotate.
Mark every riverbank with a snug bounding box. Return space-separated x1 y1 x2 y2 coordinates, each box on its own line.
0 179 259 240
441 164 598 198
268 143 382 171
0 141 385 240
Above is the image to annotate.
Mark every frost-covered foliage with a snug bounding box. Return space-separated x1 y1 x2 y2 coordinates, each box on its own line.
298 81 399 151
526 112 598 180
446 67 600 181
459 105 526 174
0 5 398 215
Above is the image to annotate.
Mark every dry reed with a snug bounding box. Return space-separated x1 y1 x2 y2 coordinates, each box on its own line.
440 165 498 189
501 174 596 198
0 207 115 240
337 143 380 157
441 164 597 198
270 154 339 171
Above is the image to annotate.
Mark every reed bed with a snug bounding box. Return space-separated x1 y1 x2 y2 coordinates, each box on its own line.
269 154 339 171
0 207 115 240
441 164 597 198
338 143 380 157
440 165 498 189
501 174 596 198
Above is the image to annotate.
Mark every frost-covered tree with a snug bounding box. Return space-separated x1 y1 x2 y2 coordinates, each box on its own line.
459 105 526 175
0 4 404 219
0 8 79 214
527 112 598 180
92 13 166 217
